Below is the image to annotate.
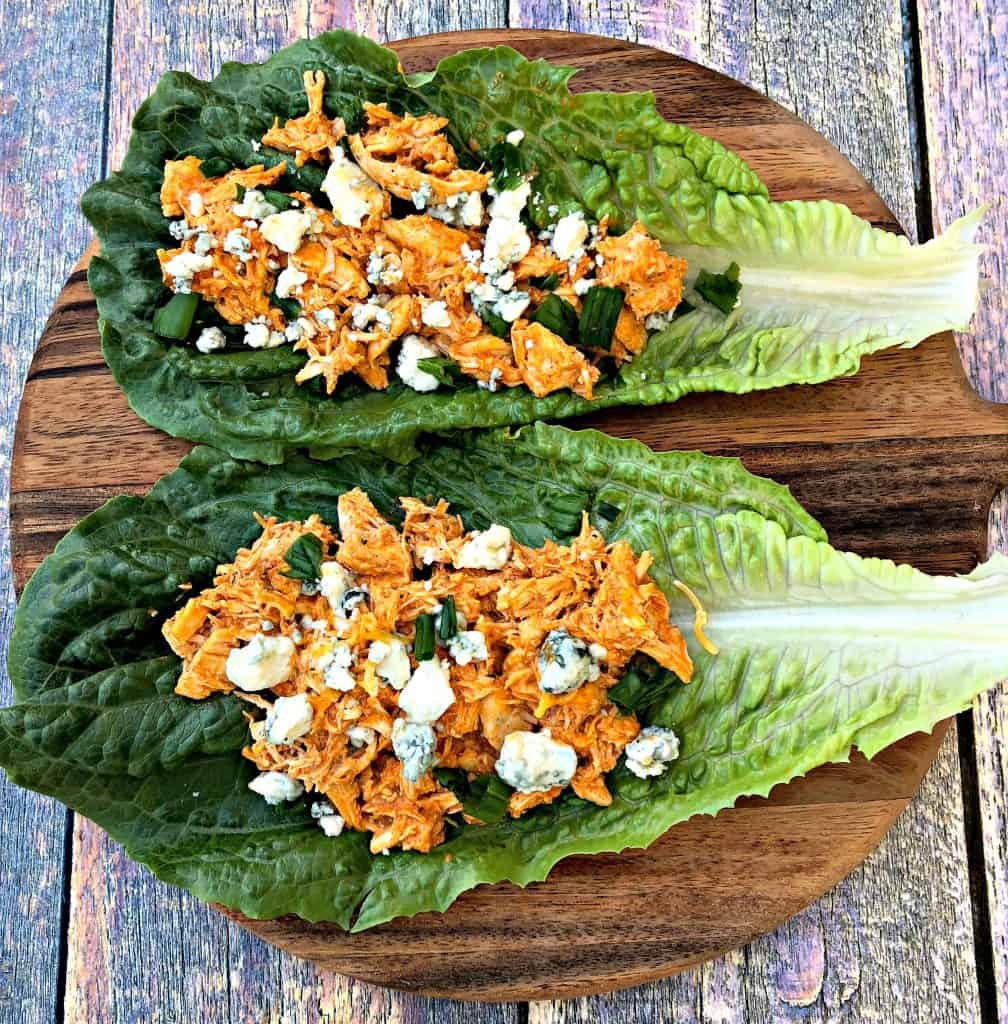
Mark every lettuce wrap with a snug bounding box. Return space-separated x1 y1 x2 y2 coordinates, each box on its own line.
82 31 983 464
3 423 1006 929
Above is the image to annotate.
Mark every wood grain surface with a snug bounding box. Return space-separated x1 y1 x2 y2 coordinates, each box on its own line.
6 24 1004 1007
0 3 1004 1022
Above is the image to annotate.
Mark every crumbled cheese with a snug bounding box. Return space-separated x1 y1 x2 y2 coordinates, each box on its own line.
588 642 608 661
188 191 204 217
410 181 434 210
315 307 337 330
455 524 512 570
321 641 356 691
448 629 489 666
225 634 295 691
243 319 285 349
163 251 213 293
250 139 262 152
495 729 577 792
260 209 312 253
223 229 253 262
322 149 377 227
484 216 531 268
350 301 393 332
490 181 531 220
396 334 441 392
419 299 451 329
232 188 279 221
248 771 304 805
193 232 217 257
168 219 198 241
346 725 376 748
551 211 589 261
319 561 356 610
624 726 680 779
505 129 525 146
493 290 530 322
391 718 436 782
264 693 314 745
460 243 482 267
366 250 403 287
368 637 411 690
195 326 226 353
275 265 308 298
478 367 503 392
460 190 484 227
399 658 455 722
429 190 484 227
537 628 600 694
573 277 595 296
310 801 345 837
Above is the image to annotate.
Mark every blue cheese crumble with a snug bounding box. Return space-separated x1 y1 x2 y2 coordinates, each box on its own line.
248 770 304 805
495 730 577 792
624 726 680 779
392 718 437 782
537 628 601 694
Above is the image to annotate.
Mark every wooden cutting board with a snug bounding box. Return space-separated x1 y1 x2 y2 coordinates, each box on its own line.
9 29 1008 1003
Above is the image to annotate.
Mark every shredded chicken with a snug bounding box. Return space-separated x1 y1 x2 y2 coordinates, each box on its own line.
155 71 690 398
163 492 694 854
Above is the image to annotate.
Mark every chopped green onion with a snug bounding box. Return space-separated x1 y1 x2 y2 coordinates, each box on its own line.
694 262 741 315
433 768 513 823
261 188 295 211
608 655 677 713
530 272 560 291
416 357 464 387
152 293 200 341
479 307 510 339
437 596 458 641
414 613 435 661
595 500 622 524
531 294 579 344
486 140 526 191
234 183 247 202
281 533 323 582
270 292 301 321
577 285 624 350
200 157 231 178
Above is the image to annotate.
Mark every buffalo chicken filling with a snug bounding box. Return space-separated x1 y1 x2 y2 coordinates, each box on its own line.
163 490 691 853
156 69 689 400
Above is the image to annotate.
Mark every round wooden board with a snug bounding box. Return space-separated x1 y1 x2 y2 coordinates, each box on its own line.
11 28 1008 1004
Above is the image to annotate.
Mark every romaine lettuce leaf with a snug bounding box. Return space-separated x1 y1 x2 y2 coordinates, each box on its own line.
2 424 1006 928
81 32 982 464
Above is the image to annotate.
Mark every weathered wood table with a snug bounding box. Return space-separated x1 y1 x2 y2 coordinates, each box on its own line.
1 2 1005 1021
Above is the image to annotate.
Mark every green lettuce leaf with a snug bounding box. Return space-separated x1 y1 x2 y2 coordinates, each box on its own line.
2 423 1006 928
82 32 982 464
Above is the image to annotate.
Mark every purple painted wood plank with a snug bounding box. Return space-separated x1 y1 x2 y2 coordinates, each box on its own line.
0 0 112 1021
919 6 1008 1019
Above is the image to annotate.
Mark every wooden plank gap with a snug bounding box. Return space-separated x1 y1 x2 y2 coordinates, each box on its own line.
53 810 75 1024
98 0 117 180
954 707 1000 1024
901 0 935 242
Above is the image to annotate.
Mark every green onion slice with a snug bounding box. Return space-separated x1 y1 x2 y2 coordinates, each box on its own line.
414 613 435 661
577 285 624 350
153 293 200 341
530 294 579 344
